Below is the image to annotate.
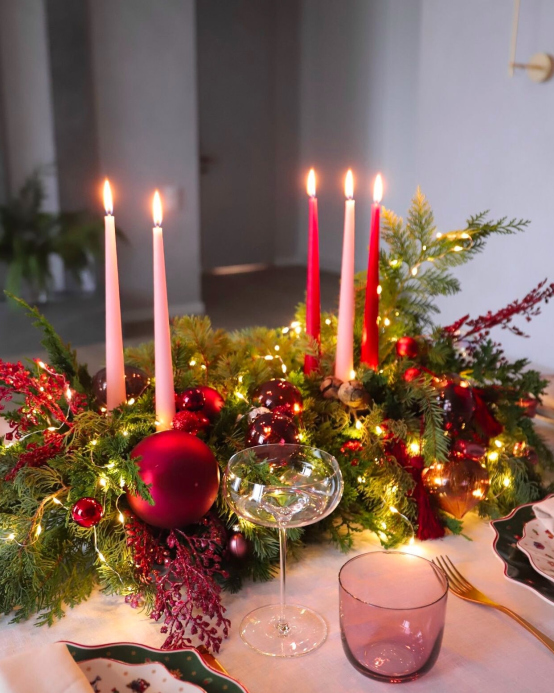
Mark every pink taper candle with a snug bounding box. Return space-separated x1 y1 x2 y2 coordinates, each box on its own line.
335 170 356 382
103 180 126 411
304 169 321 374
152 191 176 430
361 174 383 369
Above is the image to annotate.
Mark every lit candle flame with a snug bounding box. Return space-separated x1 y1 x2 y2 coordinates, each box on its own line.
345 169 354 200
103 179 113 215
153 190 163 227
373 173 383 203
307 169 316 197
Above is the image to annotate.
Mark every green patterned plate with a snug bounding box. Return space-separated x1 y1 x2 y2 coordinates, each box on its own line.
63 642 249 693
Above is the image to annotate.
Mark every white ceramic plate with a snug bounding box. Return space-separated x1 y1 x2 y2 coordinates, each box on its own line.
517 517 554 583
77 657 206 693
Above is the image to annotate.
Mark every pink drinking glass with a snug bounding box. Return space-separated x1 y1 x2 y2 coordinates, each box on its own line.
339 551 448 683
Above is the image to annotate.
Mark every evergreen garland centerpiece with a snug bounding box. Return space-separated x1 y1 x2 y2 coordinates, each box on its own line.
0 190 552 653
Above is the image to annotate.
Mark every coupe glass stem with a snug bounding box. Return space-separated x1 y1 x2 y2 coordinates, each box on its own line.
277 526 289 635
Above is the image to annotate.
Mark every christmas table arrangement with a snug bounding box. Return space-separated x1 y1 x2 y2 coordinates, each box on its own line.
0 177 553 659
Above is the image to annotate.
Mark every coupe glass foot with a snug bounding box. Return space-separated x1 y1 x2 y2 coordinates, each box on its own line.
239 604 327 657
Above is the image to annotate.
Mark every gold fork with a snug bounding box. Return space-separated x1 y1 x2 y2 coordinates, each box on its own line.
434 555 554 655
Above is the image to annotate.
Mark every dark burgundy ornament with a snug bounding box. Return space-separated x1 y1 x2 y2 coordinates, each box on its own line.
71 497 104 528
172 409 210 435
253 379 303 417
452 438 486 461
422 455 490 519
127 430 220 529
227 531 250 560
320 376 343 400
177 386 225 422
437 381 475 430
396 336 419 359
92 365 150 406
245 412 299 446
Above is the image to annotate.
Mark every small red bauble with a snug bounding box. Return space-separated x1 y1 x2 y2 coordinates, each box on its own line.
452 438 485 461
517 397 539 418
403 366 423 383
396 336 419 359
172 410 210 435
227 531 250 560
127 430 220 529
245 412 299 446
176 386 225 422
253 379 303 417
71 497 104 528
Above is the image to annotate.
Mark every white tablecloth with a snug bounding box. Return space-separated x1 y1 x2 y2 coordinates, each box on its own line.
0 514 553 692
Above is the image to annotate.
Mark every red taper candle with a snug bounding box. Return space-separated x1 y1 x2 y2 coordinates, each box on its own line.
361 174 383 369
304 168 321 374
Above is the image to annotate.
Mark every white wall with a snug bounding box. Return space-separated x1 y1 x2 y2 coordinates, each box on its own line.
88 0 203 319
297 0 554 371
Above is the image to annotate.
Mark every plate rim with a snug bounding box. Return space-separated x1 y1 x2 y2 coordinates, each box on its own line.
517 517 554 584
489 496 554 605
61 641 249 693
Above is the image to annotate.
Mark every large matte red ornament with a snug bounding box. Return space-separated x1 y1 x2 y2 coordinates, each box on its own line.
396 336 419 359
127 430 220 529
245 412 299 446
227 531 250 561
422 456 490 519
437 381 475 430
176 386 225 422
253 379 303 417
71 497 104 528
93 366 150 406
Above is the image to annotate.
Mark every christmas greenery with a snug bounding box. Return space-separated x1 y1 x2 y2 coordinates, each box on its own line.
0 189 552 652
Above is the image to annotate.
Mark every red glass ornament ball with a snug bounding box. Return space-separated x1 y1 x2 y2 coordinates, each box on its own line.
177 386 225 421
396 336 419 359
245 412 299 447
71 497 104 528
127 430 220 529
403 366 423 383
253 379 303 417
228 531 250 560
517 397 538 418
172 410 210 435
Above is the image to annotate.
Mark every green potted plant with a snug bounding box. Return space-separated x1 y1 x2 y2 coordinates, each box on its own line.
0 172 109 303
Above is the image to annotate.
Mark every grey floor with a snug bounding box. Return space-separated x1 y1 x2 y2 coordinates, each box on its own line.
0 266 340 372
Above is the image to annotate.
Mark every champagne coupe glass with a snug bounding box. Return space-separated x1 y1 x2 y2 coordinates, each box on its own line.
223 444 343 657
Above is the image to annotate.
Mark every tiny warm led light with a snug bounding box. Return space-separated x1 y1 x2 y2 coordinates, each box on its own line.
274 345 280 351
35 525 42 537
373 173 383 203
103 179 113 215
52 497 62 505
295 326 301 335
127 398 135 406
7 533 15 541
91 439 98 446
189 360 196 366
453 245 463 252
377 285 382 295
345 169 354 200
38 361 46 369
357 476 365 484
494 439 503 448
384 317 391 327
488 451 499 462
375 425 384 436
503 477 511 487
307 169 316 197
238 375 243 383
472 489 484 499
282 327 290 334
236 392 246 400
282 364 287 374
152 190 163 226
47 426 57 432
122 430 129 437
411 267 418 276
118 512 125 524
264 355 274 361
436 232 443 239
355 420 363 430
293 403 302 414
460 232 470 239
98 551 106 563
459 380 470 388
390 506 398 514
201 364 207 370
99 477 107 487
350 369 356 380
65 387 72 401
409 441 421 455
325 318 331 325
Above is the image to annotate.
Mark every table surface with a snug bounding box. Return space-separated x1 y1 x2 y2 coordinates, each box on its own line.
0 513 553 692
